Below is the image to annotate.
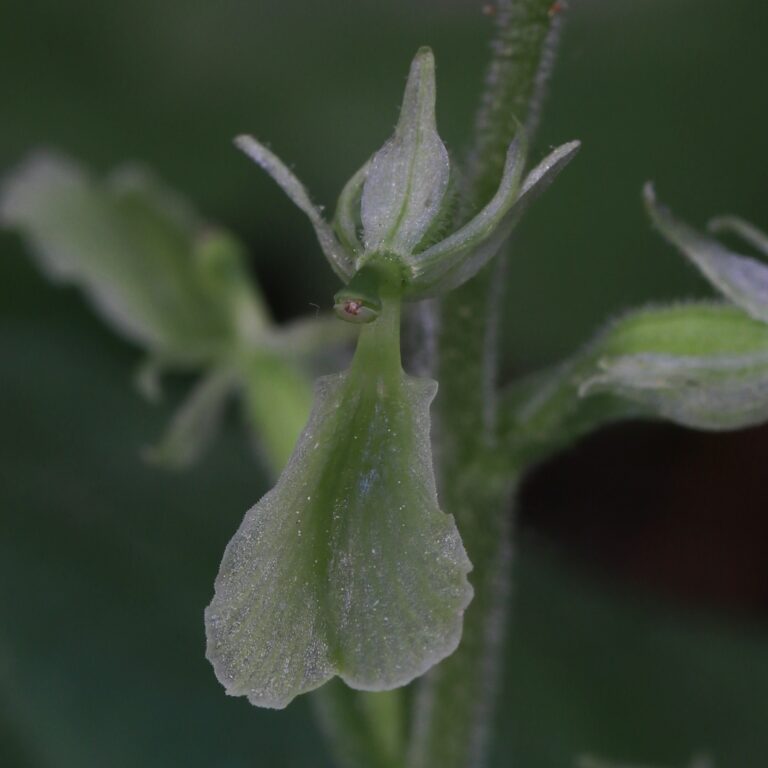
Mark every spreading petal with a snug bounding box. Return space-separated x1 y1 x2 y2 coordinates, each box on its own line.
407 139 580 297
360 47 451 256
235 135 355 282
645 185 768 324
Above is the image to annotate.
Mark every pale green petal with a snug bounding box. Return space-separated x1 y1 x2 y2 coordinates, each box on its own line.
234 135 355 281
407 140 580 297
334 160 369 257
406 135 526 292
645 185 768 323
708 215 768 258
143 368 236 469
581 351 768 430
360 47 451 256
206 359 472 709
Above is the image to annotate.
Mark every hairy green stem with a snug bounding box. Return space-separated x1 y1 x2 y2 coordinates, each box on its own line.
312 683 404 768
408 2 566 766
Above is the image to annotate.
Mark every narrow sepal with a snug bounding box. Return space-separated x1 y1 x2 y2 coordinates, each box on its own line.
406 134 527 294
406 139 580 297
206 355 472 708
334 161 369 257
360 48 451 255
645 185 768 324
235 135 356 282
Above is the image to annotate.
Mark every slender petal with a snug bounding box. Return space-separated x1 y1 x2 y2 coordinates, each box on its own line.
235 135 355 282
334 160 369 257
360 48 451 256
645 185 768 324
407 139 580 296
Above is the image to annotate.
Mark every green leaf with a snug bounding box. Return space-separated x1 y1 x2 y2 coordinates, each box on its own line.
645 185 768 324
0 153 265 363
206 294 472 709
234 135 356 282
360 47 451 257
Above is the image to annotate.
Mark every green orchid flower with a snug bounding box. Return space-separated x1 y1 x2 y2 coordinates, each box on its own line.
0 153 353 471
579 185 768 430
205 46 579 709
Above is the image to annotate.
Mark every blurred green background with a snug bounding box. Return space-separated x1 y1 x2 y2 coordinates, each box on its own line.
1 1 768 766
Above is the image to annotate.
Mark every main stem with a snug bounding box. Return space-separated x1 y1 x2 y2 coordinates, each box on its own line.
407 2 566 767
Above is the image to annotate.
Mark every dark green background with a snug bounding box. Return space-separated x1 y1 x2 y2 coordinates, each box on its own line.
2 1 767 766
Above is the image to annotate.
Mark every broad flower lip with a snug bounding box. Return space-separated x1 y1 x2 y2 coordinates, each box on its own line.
235 47 579 300
205 287 473 709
